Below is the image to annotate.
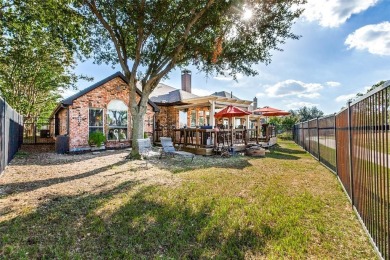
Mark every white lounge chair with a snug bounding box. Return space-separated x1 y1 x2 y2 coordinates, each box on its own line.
160 137 195 162
137 138 161 167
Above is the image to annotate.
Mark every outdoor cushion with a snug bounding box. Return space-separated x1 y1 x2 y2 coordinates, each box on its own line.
160 137 195 161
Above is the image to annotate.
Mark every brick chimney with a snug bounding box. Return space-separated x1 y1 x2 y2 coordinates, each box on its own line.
181 69 191 93
253 97 258 109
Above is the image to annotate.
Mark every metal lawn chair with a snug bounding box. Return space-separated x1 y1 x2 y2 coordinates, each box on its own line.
160 137 195 162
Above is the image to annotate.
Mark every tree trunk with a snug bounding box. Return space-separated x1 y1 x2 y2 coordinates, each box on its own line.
130 107 145 158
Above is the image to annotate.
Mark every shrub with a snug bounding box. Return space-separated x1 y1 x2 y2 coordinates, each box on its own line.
278 131 293 140
88 132 106 147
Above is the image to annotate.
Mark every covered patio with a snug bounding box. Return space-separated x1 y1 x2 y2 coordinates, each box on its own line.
153 96 276 155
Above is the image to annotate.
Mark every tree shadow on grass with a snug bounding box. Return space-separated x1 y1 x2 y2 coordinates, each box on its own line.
0 182 278 259
0 160 129 197
269 144 307 155
12 149 129 166
154 155 253 174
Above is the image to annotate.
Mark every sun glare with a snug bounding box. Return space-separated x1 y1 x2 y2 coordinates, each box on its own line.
242 8 253 20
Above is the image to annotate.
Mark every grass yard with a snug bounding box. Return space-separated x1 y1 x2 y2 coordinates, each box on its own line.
0 140 377 259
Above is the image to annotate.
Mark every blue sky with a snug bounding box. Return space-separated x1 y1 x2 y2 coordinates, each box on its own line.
72 0 390 115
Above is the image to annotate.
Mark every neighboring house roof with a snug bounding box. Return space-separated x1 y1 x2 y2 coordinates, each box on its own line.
60 71 159 112
149 83 198 104
212 91 240 100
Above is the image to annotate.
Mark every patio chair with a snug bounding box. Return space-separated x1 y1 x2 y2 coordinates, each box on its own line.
137 138 161 168
160 137 195 162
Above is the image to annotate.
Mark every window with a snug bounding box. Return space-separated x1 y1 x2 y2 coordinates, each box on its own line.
89 108 104 134
206 111 210 126
190 110 196 127
107 100 128 140
198 111 204 126
179 110 188 128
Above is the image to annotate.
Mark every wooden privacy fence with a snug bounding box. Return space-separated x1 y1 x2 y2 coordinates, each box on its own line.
294 81 390 260
0 97 23 175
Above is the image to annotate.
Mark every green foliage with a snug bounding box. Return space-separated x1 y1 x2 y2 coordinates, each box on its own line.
278 131 293 140
294 106 324 122
269 115 298 135
0 1 91 118
88 132 106 147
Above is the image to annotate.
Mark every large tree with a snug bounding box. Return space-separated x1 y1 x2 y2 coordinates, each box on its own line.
23 0 305 156
0 1 90 119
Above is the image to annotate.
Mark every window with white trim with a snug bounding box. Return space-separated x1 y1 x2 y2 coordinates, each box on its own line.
107 100 128 140
89 108 104 134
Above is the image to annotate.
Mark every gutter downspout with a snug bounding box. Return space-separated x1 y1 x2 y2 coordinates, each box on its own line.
66 106 70 136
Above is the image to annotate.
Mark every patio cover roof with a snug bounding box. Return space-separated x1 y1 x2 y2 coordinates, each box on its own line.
175 96 252 109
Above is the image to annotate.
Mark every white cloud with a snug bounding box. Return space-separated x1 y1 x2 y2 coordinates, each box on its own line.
255 93 266 97
335 93 356 103
302 0 378 28
264 79 323 99
345 22 390 56
285 101 319 110
326 81 341 87
192 88 213 97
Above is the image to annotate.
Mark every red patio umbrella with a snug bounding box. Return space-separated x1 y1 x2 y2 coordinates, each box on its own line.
214 105 251 146
253 106 290 116
214 105 251 118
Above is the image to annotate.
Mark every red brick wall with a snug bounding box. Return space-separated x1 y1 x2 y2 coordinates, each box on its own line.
155 106 178 129
66 77 155 151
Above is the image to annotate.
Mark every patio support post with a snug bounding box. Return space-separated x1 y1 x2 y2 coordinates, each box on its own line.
184 128 187 146
255 126 259 144
210 101 215 127
196 127 199 147
244 126 248 145
246 115 250 143
230 124 233 146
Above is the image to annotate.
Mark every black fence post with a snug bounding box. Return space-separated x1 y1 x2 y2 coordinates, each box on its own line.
334 113 338 176
317 117 320 161
347 101 354 206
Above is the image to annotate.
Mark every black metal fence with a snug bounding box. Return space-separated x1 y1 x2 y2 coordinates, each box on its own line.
294 81 390 260
0 97 23 174
23 117 55 144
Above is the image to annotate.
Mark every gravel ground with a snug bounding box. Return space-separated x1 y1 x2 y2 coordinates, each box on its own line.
0 148 179 222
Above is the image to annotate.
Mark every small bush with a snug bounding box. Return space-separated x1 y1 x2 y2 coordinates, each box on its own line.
88 132 106 147
278 131 293 140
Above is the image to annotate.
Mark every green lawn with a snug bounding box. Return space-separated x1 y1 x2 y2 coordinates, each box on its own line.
0 140 377 259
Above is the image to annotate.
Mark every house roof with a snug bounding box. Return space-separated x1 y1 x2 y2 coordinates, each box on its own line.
149 83 198 104
60 71 159 112
212 91 240 100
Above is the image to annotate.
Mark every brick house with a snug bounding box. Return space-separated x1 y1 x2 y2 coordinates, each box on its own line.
51 72 159 152
52 70 262 153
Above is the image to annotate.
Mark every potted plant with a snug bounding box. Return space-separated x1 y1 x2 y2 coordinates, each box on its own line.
88 131 106 151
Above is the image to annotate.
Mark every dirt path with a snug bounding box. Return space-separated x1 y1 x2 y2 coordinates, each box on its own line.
0 149 177 222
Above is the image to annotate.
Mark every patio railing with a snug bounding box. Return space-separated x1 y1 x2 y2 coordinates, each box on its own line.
293 81 390 260
154 126 276 148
